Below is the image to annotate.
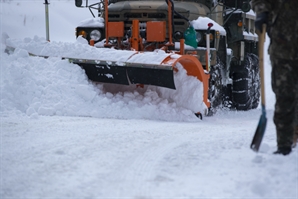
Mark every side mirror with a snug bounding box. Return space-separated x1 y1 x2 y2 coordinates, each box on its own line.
75 0 82 7
242 1 251 12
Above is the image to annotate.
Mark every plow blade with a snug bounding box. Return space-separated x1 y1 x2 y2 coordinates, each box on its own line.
80 63 129 85
69 52 210 112
69 52 177 89
127 65 175 89
78 62 175 89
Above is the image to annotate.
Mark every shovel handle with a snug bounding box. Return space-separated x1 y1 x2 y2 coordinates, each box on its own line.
257 24 266 107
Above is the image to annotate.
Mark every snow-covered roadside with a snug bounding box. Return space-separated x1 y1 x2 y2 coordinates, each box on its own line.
1 111 297 198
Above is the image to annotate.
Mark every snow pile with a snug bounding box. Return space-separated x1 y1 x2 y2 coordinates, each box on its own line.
154 63 206 113
77 17 105 27
243 30 258 40
1 37 207 121
191 17 226 35
5 36 137 61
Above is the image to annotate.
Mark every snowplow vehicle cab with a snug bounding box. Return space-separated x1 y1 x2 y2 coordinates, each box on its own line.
74 0 260 116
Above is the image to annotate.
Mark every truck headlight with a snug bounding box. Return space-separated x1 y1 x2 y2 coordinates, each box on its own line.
174 31 184 40
196 32 202 43
90 30 101 41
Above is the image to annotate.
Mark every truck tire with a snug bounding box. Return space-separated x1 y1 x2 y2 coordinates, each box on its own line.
247 53 260 109
232 69 251 110
231 53 260 110
208 56 223 115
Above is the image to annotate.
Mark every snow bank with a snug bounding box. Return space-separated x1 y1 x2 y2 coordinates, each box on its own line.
1 37 207 121
154 63 206 113
5 36 137 61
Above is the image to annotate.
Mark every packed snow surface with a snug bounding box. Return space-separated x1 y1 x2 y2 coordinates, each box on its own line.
0 1 297 199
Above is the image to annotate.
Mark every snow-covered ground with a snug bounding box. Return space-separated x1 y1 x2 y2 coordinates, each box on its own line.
1 1 297 198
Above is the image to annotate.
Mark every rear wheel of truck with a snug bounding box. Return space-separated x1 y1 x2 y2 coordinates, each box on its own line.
231 53 260 111
247 53 260 109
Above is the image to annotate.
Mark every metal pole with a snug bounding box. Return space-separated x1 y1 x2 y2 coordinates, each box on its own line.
104 0 109 46
44 0 50 41
205 23 213 72
206 33 210 71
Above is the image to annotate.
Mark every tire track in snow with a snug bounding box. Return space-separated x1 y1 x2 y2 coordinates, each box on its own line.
101 133 202 198
99 117 255 198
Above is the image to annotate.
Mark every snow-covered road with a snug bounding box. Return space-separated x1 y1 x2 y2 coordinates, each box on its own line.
1 110 298 198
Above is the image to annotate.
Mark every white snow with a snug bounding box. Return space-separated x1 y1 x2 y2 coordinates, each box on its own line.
3 36 207 114
243 30 258 41
77 17 105 27
225 8 256 17
0 1 297 199
191 17 226 35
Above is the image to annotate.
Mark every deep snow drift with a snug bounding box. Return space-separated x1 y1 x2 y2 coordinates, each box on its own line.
2 36 207 120
0 1 297 199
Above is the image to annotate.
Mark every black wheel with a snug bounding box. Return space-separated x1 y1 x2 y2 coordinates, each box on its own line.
247 53 260 109
207 56 223 115
222 84 234 110
231 53 260 110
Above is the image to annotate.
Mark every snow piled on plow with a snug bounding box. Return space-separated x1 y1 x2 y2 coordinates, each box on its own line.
1 37 206 121
154 63 206 113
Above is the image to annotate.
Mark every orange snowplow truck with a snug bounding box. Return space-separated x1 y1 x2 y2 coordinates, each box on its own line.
74 0 260 117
